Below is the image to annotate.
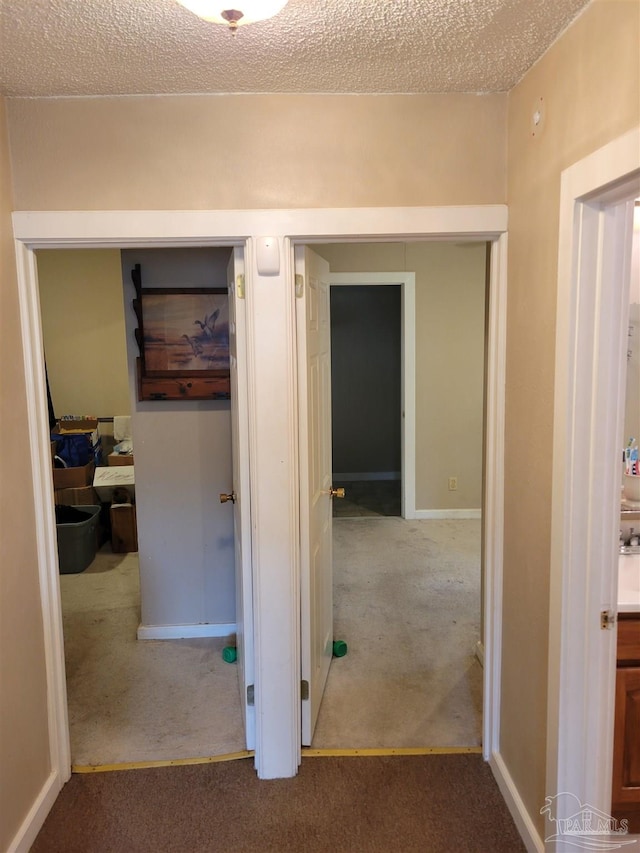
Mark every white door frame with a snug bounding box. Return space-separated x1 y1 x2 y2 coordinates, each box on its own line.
328 271 416 518
296 246 334 746
228 247 256 751
546 127 640 847
12 205 507 786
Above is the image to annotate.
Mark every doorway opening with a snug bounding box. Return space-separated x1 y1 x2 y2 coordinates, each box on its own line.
330 282 402 519
611 200 640 833
547 127 640 841
296 241 489 751
33 245 251 768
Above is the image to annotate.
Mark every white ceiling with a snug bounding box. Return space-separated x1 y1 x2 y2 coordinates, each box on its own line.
0 0 591 97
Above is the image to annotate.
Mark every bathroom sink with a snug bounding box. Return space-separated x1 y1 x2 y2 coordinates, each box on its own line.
618 552 640 612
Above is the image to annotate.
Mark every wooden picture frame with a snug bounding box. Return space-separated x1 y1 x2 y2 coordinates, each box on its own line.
132 265 231 401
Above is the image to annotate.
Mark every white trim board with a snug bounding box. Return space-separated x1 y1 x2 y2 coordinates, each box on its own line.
413 509 482 520
12 206 507 246
14 240 71 801
137 622 237 641
7 770 61 853
12 205 506 792
480 229 507 767
548 127 640 843
490 752 545 853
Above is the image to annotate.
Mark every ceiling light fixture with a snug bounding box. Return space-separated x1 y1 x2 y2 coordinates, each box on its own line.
176 1 290 31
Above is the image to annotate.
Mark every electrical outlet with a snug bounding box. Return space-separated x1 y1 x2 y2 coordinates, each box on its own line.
448 477 458 491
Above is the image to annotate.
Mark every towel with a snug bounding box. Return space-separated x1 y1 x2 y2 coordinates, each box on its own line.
113 416 132 442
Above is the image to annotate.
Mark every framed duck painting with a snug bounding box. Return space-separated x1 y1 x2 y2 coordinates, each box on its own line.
132 272 231 400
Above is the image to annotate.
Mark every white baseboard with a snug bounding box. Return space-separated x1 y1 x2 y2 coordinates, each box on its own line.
413 508 482 520
489 751 545 853
333 472 401 481
8 769 61 853
137 622 237 641
475 640 485 667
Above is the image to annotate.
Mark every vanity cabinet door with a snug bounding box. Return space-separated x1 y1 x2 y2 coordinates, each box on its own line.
612 666 640 806
617 619 640 662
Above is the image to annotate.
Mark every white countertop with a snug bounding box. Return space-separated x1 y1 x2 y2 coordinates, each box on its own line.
618 552 640 613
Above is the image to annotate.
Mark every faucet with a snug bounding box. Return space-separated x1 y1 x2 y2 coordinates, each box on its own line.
620 527 640 554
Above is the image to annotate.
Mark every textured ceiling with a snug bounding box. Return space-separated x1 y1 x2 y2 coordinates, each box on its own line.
0 0 591 97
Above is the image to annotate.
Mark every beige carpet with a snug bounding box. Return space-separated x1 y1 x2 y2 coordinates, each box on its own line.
312 517 482 748
61 517 481 764
60 549 245 766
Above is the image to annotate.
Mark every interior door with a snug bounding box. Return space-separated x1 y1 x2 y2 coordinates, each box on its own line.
226 248 255 750
296 245 335 746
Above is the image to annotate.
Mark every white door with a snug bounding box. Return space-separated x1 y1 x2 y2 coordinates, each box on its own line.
226 248 255 751
296 245 336 746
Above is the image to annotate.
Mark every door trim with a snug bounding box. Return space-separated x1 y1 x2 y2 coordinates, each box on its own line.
228 246 256 752
296 246 334 745
547 127 640 846
14 239 72 794
12 204 507 784
329 271 415 518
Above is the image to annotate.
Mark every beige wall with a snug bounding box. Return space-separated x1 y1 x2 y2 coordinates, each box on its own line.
0 96 52 851
317 242 487 510
503 0 640 835
624 216 639 468
36 249 131 418
6 94 506 210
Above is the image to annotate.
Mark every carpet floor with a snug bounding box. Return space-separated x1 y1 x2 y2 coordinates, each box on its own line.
61 518 481 763
313 518 482 749
60 550 245 766
332 479 402 518
31 754 526 852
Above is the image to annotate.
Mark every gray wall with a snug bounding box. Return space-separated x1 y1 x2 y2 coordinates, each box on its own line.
330 285 401 477
121 247 236 628
317 242 487 511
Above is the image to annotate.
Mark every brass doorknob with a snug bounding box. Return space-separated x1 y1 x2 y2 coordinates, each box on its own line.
330 487 345 499
220 492 236 504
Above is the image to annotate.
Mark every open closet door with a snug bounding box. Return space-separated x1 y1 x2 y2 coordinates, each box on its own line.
227 248 255 750
295 245 336 746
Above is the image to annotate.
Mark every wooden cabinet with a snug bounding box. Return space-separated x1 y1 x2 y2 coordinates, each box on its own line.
136 358 231 401
612 614 640 832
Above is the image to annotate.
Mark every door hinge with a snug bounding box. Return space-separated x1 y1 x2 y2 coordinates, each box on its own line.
601 610 616 630
236 274 245 299
247 684 255 706
295 274 304 298
301 680 309 701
